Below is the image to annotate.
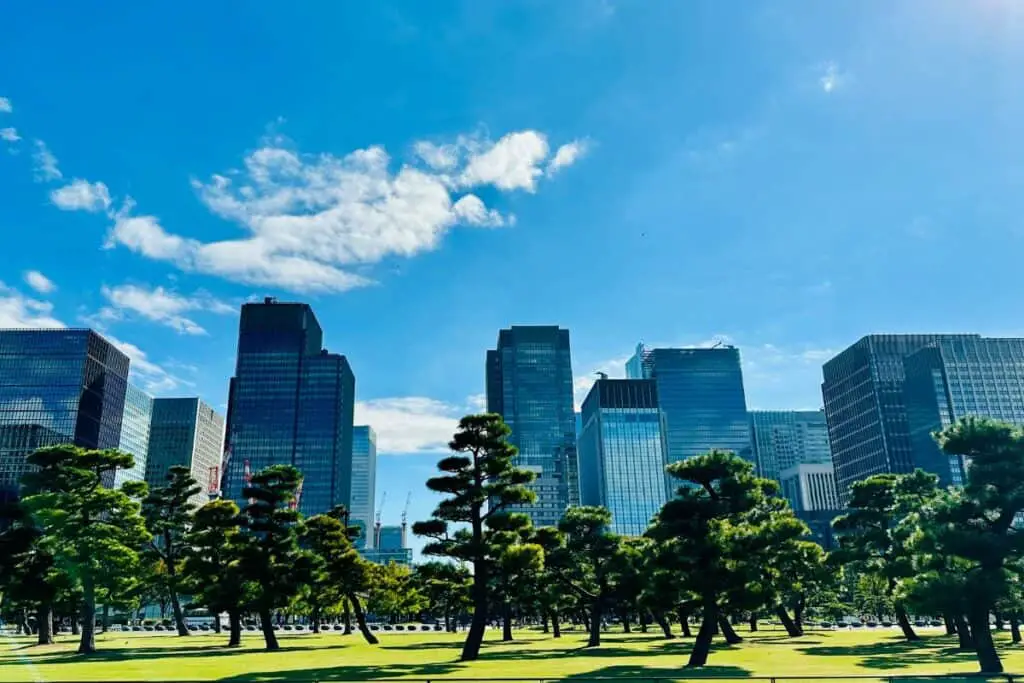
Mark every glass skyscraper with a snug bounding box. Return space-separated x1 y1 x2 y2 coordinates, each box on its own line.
904 337 1024 487
222 299 355 516
350 425 376 548
486 326 577 528
578 378 666 536
626 344 751 481
0 329 129 499
822 334 977 502
749 410 831 482
146 397 224 504
114 383 153 487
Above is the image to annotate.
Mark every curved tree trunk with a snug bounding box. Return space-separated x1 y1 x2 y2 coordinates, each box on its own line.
968 607 1002 673
955 614 974 651
228 609 242 647
35 605 54 645
687 604 717 668
551 610 561 638
588 599 602 647
502 601 513 642
994 611 1005 630
347 592 378 645
343 599 352 635
943 612 955 636
460 560 488 661
653 611 675 639
1011 616 1021 644
258 607 279 651
775 604 802 637
719 617 743 644
677 607 692 637
895 604 919 641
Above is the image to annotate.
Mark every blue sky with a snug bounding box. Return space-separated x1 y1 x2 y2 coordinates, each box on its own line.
3 0 1024 551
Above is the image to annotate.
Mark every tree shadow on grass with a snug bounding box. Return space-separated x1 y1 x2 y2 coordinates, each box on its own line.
0 643 335 665
560 663 753 680
799 635 983 670
217 662 461 681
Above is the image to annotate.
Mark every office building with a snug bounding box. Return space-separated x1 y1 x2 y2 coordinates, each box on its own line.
904 337 1024 487
822 334 977 502
350 426 376 548
0 329 129 499
362 523 412 565
578 378 667 536
486 326 578 527
749 410 831 482
626 343 751 483
114 383 153 487
222 299 355 516
146 398 224 504
377 524 404 551
780 462 840 512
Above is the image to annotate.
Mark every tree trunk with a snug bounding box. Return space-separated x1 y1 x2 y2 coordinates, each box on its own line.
994 610 1005 630
71 617 80 635
344 599 353 635
968 606 1002 673
78 576 96 654
640 611 649 633
895 604 919 642
943 612 955 636
101 604 109 633
749 614 758 632
775 604 802 637
502 601 513 642
687 604 717 668
719 617 743 644
678 608 692 637
17 609 29 635
551 610 561 638
588 598 602 647
620 609 632 634
311 606 321 634
460 558 488 661
581 609 591 634
347 592 378 645
228 609 242 647
955 613 974 651
169 586 189 637
258 607 279 651
35 605 54 645
794 597 806 634
541 613 549 633
1011 616 1021 644
444 604 452 634
653 611 675 639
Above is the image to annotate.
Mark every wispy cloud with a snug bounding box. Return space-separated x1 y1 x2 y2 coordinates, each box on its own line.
22 270 56 295
354 395 487 454
818 61 845 94
547 140 590 176
0 97 11 114
50 179 112 213
98 283 234 335
102 333 191 395
0 282 63 329
0 127 19 143
32 140 61 181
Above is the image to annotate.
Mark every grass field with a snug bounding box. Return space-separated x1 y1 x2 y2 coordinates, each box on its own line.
1 626 1022 682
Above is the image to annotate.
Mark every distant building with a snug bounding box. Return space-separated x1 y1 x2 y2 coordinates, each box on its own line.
114 383 153 487
904 337 1024 487
578 378 667 536
350 426 377 548
780 462 840 512
486 326 578 527
626 343 751 481
822 334 978 503
0 329 129 500
749 410 831 482
146 398 224 505
360 547 413 566
377 524 404 551
222 299 355 516
796 509 840 550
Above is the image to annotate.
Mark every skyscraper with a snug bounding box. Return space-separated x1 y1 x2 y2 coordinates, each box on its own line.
749 410 831 482
822 334 976 502
578 378 667 536
626 343 751 476
904 337 1024 487
350 425 377 548
486 326 577 527
0 329 129 499
222 299 355 516
114 383 153 487
146 397 224 504
779 463 840 512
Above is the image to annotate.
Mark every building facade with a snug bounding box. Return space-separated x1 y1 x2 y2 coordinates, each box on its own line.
0 329 129 499
626 344 751 484
578 378 667 536
114 383 153 487
749 410 831 482
222 299 355 516
779 462 840 512
486 326 578 527
350 426 377 548
904 337 1024 487
822 334 978 502
146 397 224 504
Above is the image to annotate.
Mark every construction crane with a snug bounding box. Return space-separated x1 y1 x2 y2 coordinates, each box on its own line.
374 491 386 549
400 491 411 548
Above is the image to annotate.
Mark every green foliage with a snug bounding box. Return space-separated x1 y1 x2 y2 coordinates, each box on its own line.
415 561 471 630
366 561 425 620
298 514 358 631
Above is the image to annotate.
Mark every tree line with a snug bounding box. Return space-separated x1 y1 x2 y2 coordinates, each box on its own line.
413 413 1024 674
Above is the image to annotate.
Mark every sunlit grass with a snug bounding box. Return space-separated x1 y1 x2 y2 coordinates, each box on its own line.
1 625 1021 681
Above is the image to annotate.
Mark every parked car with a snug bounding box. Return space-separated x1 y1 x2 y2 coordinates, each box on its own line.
433 624 443 631
930 619 943 627
882 621 893 627
371 625 381 631
383 625 394 631
154 624 165 631
246 625 257 631
914 620 926 627
867 621 878 628
132 625 143 632
820 622 832 628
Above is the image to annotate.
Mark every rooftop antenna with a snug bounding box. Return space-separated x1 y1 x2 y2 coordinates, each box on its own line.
401 491 411 548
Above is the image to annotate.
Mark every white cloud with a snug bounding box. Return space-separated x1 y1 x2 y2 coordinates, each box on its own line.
0 282 64 329
32 140 61 182
22 270 56 294
547 140 589 175
0 97 11 113
466 393 488 412
99 283 233 335
819 61 845 94
354 397 461 454
103 127 584 293
103 333 189 395
0 127 20 143
572 353 633 410
50 179 112 212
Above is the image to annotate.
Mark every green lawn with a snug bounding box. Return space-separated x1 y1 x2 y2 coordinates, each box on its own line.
1 627 1021 682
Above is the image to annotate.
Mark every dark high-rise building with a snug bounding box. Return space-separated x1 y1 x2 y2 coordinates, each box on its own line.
822 334 977 502
578 378 667 536
0 329 129 499
749 410 831 482
904 337 1024 487
626 343 751 479
222 299 355 516
146 397 224 504
486 326 577 527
